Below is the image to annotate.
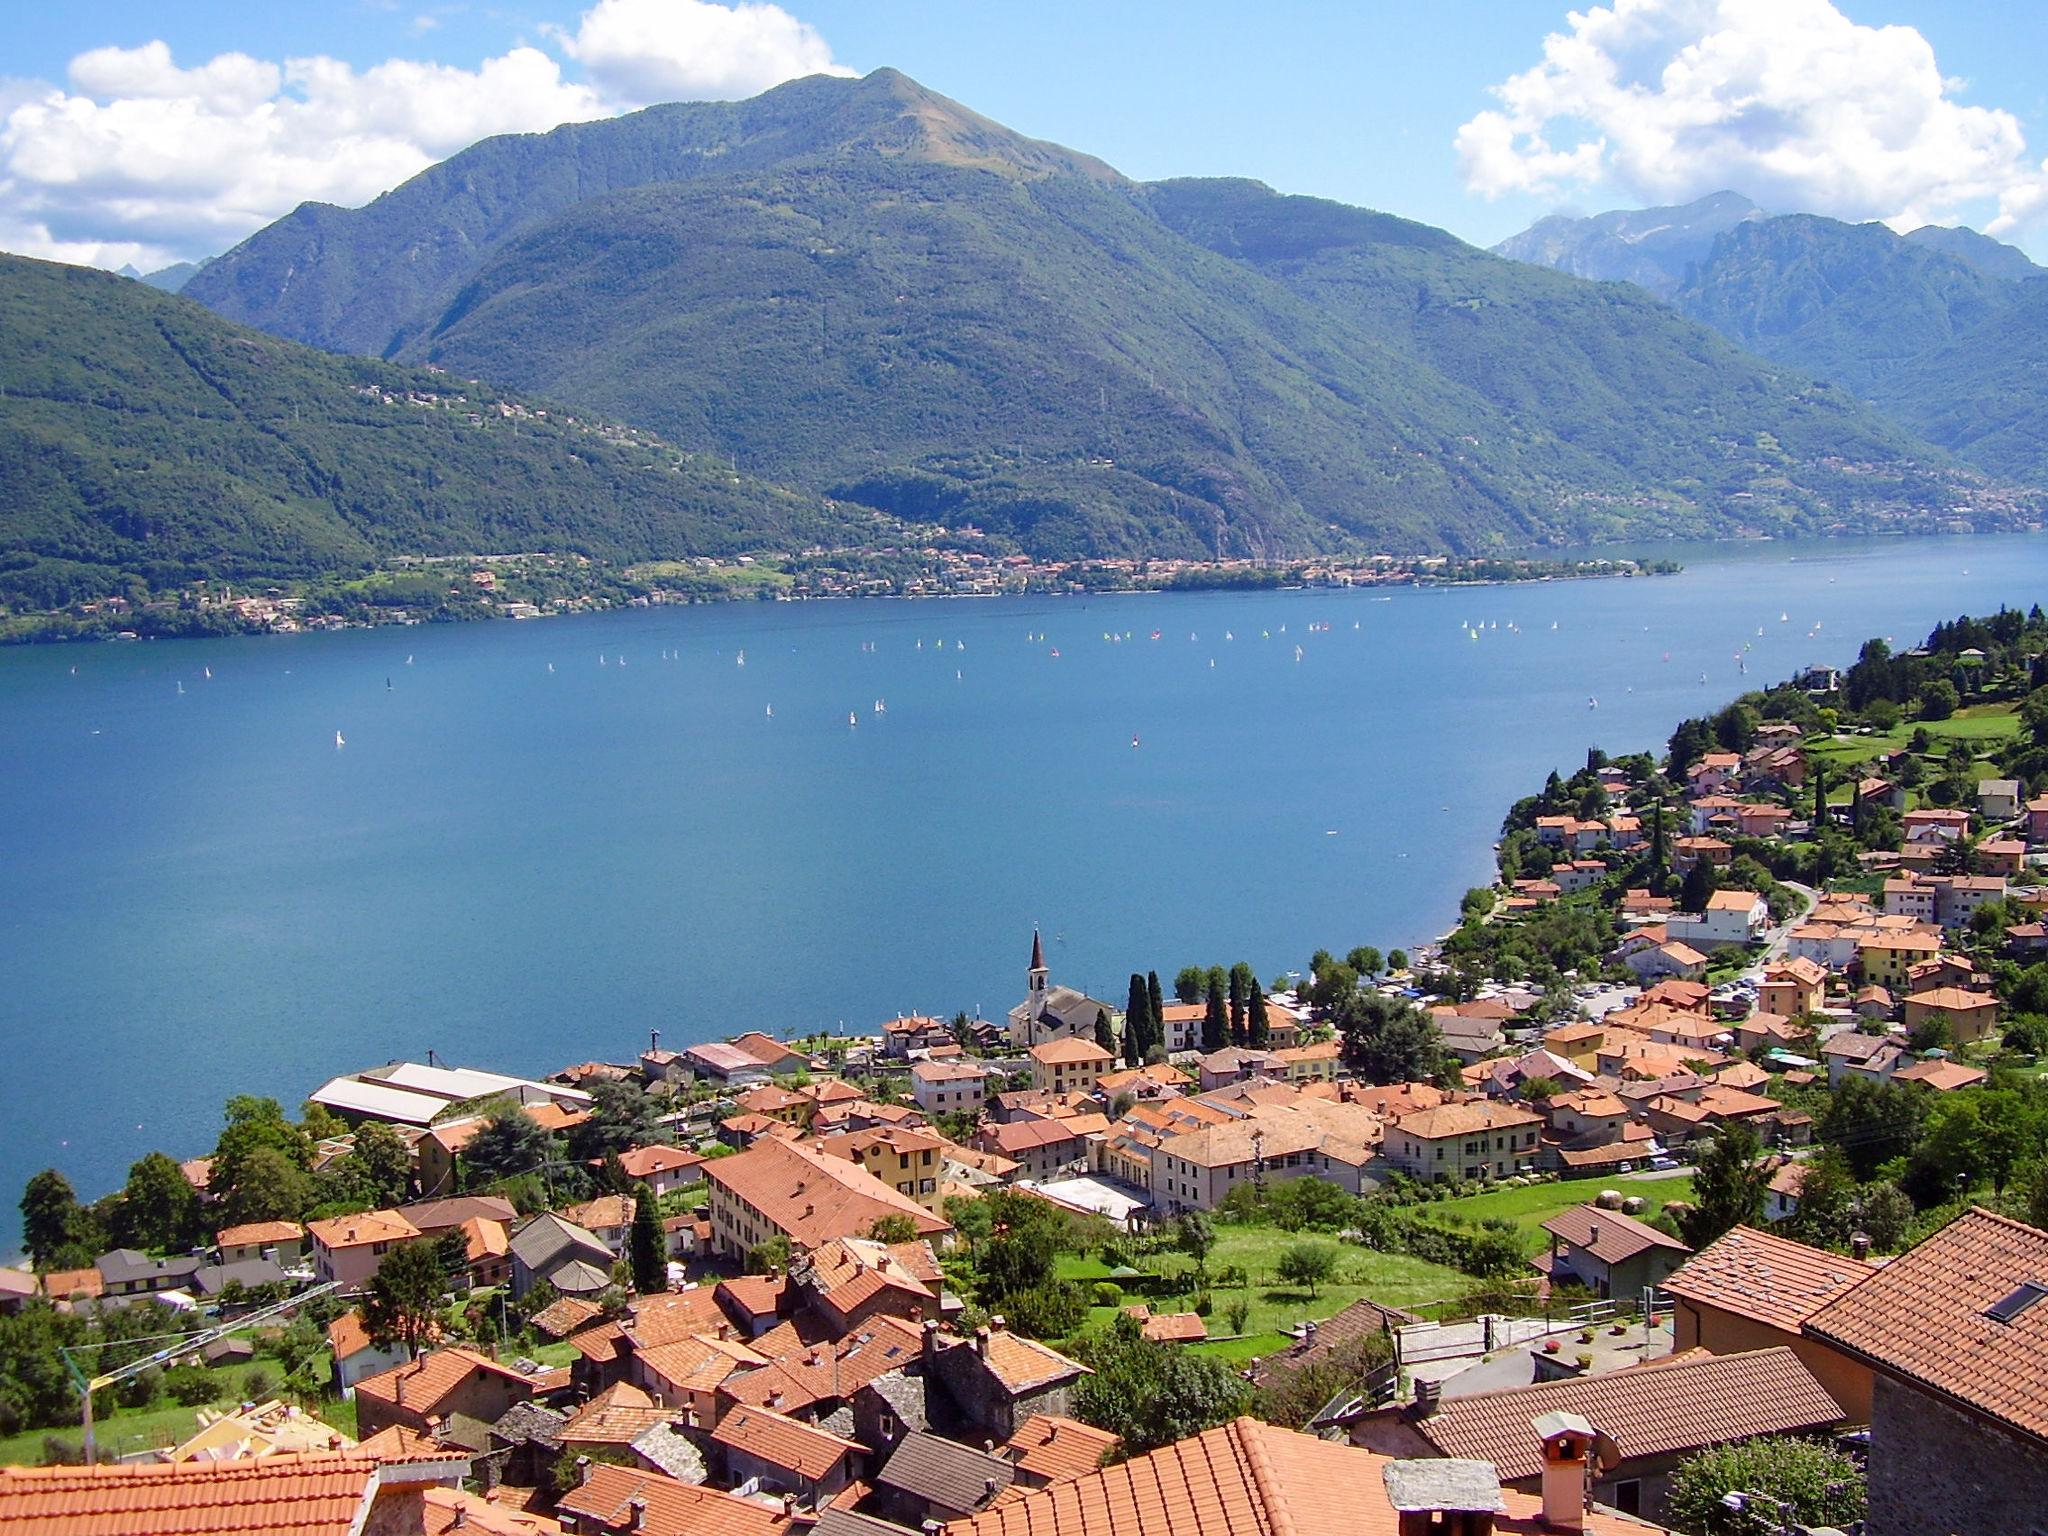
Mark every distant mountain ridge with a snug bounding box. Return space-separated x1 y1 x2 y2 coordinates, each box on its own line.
1490 191 1767 298
168 70 2019 561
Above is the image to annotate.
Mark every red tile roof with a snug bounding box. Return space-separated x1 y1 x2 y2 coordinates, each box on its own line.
1662 1226 1876 1334
704 1137 951 1249
216 1220 305 1248
352 1347 535 1418
711 1403 864 1481
1539 1204 1690 1265
556 1463 791 1536
1401 1348 1842 1482
0 1452 381 1536
1805 1207 2048 1441
1002 1416 1119 1485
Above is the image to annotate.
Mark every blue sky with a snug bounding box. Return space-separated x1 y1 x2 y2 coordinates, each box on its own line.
6 0 2048 269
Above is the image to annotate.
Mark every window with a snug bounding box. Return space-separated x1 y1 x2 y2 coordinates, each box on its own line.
1986 1281 2048 1325
1611 1480 1642 1515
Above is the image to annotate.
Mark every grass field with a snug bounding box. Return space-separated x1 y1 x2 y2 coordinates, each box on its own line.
1428 1173 1696 1255
1803 702 2020 772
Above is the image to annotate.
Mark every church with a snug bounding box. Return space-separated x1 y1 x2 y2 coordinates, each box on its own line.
1006 930 1122 1049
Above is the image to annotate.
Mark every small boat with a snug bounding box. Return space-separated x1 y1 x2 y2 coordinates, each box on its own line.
547 663 555 673
386 677 392 691
1293 645 1304 661
1587 697 1597 709
203 667 212 679
405 655 413 664
1131 734 1140 748
1779 613 1788 622
874 699 885 714
848 711 857 727
1225 631 1233 641
955 670 962 680
766 704 773 718
335 730 346 748
600 654 607 665
1049 648 1060 658
736 650 745 667
175 681 184 695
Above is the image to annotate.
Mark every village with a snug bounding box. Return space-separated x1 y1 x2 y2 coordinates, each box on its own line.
8 608 2048 1536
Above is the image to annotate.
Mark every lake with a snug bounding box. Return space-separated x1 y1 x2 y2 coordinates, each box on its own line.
3 532 2045 1243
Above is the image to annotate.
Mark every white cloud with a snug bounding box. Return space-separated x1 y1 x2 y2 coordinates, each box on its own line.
1456 0 2048 236
558 0 849 103
0 0 847 270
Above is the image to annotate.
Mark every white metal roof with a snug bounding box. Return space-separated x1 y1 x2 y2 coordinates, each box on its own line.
368 1061 593 1107
306 1076 455 1125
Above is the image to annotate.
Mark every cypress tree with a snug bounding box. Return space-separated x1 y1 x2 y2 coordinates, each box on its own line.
1146 972 1165 1056
1227 967 1246 1045
1247 983 1271 1048
1202 973 1229 1053
629 1183 666 1294
1813 763 1827 826
1650 793 1668 871
1094 1007 1116 1058
1124 975 1149 1066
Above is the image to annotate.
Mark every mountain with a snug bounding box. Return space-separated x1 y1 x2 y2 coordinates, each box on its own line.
1903 224 2041 282
1489 191 1765 298
181 71 2013 558
1668 215 2048 483
0 253 869 613
139 260 207 293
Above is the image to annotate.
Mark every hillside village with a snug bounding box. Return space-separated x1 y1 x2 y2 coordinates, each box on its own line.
10 609 2048 1535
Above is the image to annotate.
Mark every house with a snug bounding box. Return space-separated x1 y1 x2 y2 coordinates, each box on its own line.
1666 889 1769 950
555 1461 791 1536
216 1221 307 1267
999 1413 1120 1490
352 1346 537 1437
1537 1205 1690 1300
327 1309 413 1392
1764 1161 1807 1223
1804 1207 2048 1536
976 1118 1091 1181
1008 933 1121 1049
923 1320 1089 1441
1029 1038 1113 1095
788 1236 943 1330
606 1145 707 1198
1757 957 1826 1019
1149 1105 1378 1213
1902 985 2000 1044
1893 1057 1989 1092
1903 807 1972 845
912 1059 996 1116
1855 929 1943 989
507 1213 615 1300
1194 1046 1285 1090
1347 1347 1842 1523
874 1430 1016 1524
0 1453 463 1536
1380 1101 1542 1184
1157 1001 1207 1055
1621 940 1708 982
702 1135 951 1261
415 1102 588 1199
559 1380 672 1458
818 1126 947 1212
946 1414 1657 1536
1979 838 2028 876
559 1195 636 1258
1661 1225 1878 1420
2030 792 2048 844
1272 1041 1341 1084
1820 1031 1904 1087
307 1210 423 1289
883 1015 955 1058
712 1402 864 1502
94 1248 201 1298
1246 1296 1418 1397
1670 835 1731 873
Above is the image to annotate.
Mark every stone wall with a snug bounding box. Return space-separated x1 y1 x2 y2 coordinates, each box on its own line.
1866 1373 2048 1536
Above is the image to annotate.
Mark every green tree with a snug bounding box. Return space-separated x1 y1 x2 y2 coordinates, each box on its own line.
747 1235 791 1275
1146 972 1166 1048
629 1185 666 1294
1334 992 1444 1085
1817 1077 1928 1180
1124 975 1149 1066
1227 967 1247 1045
218 1146 314 1227
976 1190 1068 1299
1201 973 1230 1053
1247 985 1271 1049
568 1079 667 1162
1074 1312 1250 1454
1857 1183 1916 1251
1680 856 1716 914
117 1152 200 1253
1275 1239 1339 1297
1679 1125 1771 1249
1175 1212 1216 1278
1174 967 1206 1006
19 1170 82 1270
1918 678 1959 721
462 1105 556 1188
338 1121 414 1208
360 1241 448 1359
1387 950 1409 974
213 1097 312 1215
868 1214 920 1244
1667 1437 1865 1534
1255 1330 1392 1430
1348 948 1383 979
1094 1007 1116 1058
596 1150 633 1195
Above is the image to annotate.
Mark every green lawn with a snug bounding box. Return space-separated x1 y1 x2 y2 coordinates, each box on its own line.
0 1401 208 1467
1428 1174 1696 1256
1803 703 2020 771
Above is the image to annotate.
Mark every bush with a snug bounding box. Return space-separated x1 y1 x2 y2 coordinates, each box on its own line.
1191 1290 1213 1317
1667 1438 1866 1534
1001 1282 1090 1340
1225 1296 1250 1335
1091 1282 1124 1307
164 1366 220 1407
242 1366 274 1402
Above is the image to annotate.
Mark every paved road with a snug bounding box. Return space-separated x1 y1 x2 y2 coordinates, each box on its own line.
1741 879 1819 981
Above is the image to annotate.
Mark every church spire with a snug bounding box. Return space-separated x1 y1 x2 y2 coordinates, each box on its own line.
1030 927 1046 973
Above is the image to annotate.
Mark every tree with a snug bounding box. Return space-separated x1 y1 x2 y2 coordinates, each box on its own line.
462 1105 556 1188
1857 1182 1915 1251
568 1079 667 1163
360 1242 448 1359
1817 1077 1928 1180
1074 1313 1250 1454
1174 967 1206 1006
1201 973 1230 1053
1275 1239 1339 1297
20 1170 82 1269
1387 949 1409 974
1334 992 1445 1084
218 1146 313 1227
1255 1330 1393 1430
1919 678 1959 721
868 1213 920 1244
976 1189 1068 1300
1094 1007 1116 1057
339 1121 414 1208
1226 967 1247 1045
1247 986 1271 1049
596 1150 633 1195
1680 856 1716 914
117 1152 200 1253
1679 1125 1771 1249
213 1097 311 1217
1146 972 1166 1048
1667 1437 1865 1535
747 1235 791 1275
1812 763 1828 826
1175 1212 1215 1278
1124 975 1149 1066
1348 948 1383 980
629 1185 666 1294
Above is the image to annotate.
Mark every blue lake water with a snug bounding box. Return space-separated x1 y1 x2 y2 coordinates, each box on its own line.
4 532 2046 1243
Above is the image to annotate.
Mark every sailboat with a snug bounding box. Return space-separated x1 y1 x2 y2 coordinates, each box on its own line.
175 681 184 695
1131 733 1141 748
405 654 413 664
335 730 346 748
547 663 555 673
736 650 745 667
874 699 886 714
848 711 857 727
203 666 212 679
766 704 773 718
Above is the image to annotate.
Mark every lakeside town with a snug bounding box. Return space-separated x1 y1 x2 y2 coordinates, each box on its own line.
10 607 2048 1536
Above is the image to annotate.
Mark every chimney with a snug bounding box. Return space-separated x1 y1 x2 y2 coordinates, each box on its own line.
922 1319 941 1363
451 1510 468 1530
1414 1377 1443 1418
575 1455 592 1485
982 1477 1000 1504
1535 1412 1595 1533
1851 1230 1872 1260
627 1496 647 1530
975 1326 991 1358
769 1390 784 1408
651 1030 660 1052
990 1315 1006 1333
784 1495 800 1519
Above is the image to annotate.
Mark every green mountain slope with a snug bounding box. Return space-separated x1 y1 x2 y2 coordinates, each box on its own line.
183 71 2021 557
0 254 865 611
1669 215 2048 483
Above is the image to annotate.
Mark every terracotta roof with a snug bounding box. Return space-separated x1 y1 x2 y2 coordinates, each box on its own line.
1540 1204 1689 1265
0 1452 383 1536
1891 1059 1988 1091
560 1194 635 1232
1029 1038 1114 1066
353 1348 535 1417
556 1462 790 1536
981 1119 1089 1156
529 1295 603 1340
307 1209 420 1250
1663 1226 1876 1334
1139 1313 1208 1343
560 1381 671 1447
978 1331 1088 1394
216 1220 305 1248
711 1403 863 1480
616 1145 708 1180
1390 1101 1542 1138
1704 889 1764 912
703 1137 951 1249
944 1416 1656 1536
422 1485 564 1535
1805 1207 2048 1441
38 1266 102 1300
1002 1416 1119 1485
1902 986 1997 1011
723 1316 927 1415
1403 1347 1841 1482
